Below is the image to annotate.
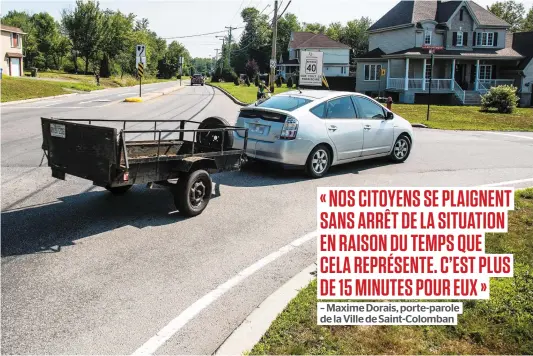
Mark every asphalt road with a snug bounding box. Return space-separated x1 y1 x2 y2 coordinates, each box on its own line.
2 82 533 354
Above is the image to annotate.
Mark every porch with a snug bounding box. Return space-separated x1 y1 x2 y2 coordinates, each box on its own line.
385 57 516 104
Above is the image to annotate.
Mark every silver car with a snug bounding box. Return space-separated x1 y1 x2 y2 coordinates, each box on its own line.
233 90 414 178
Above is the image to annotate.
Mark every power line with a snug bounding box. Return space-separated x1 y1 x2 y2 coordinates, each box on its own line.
230 0 247 24
162 27 244 40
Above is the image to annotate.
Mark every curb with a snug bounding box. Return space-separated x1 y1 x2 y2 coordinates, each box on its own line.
207 83 249 106
1 93 79 106
411 123 429 128
123 85 184 103
215 264 316 355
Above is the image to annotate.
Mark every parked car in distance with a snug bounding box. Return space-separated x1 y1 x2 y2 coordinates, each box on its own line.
191 74 204 86
233 90 414 178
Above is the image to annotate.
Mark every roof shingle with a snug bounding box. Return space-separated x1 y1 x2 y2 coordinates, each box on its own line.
0 24 26 34
289 32 350 49
368 0 510 32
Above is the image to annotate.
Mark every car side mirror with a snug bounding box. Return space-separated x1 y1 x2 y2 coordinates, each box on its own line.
386 111 394 120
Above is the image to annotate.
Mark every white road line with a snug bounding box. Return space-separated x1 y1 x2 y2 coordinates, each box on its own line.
481 177 533 187
42 100 61 107
481 132 533 140
131 230 316 356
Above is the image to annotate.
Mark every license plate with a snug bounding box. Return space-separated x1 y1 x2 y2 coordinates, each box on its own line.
50 123 66 138
249 124 268 135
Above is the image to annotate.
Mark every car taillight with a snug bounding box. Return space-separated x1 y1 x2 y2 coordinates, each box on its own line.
280 117 298 140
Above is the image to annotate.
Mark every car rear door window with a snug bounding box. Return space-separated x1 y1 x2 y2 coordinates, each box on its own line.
326 96 357 119
257 96 312 111
352 96 386 119
310 102 327 118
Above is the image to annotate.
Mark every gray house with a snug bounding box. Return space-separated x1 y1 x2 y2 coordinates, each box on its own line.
355 0 524 105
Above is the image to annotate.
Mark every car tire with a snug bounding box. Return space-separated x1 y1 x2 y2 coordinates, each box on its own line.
197 116 234 150
389 134 411 163
174 170 212 217
305 145 331 178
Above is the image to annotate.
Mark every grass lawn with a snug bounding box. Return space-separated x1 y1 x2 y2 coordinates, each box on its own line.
392 104 533 132
252 188 533 355
1 75 102 102
209 82 293 104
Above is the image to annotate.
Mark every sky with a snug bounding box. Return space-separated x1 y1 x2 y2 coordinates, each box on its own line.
2 0 533 58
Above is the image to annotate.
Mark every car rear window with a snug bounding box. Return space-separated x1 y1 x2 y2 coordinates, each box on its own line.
256 96 312 112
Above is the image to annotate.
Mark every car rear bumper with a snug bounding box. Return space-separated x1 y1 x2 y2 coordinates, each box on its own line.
233 133 314 166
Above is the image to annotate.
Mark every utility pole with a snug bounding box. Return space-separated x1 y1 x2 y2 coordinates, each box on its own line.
225 26 237 68
269 0 278 92
216 36 225 68
214 48 220 69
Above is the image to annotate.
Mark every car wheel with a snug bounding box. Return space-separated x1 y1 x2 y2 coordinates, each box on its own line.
389 134 411 163
174 170 212 217
305 145 331 178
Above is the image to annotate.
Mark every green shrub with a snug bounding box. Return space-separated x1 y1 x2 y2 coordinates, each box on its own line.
234 76 240 85
221 68 238 82
287 76 293 88
481 85 519 113
276 75 282 87
245 77 251 86
254 75 260 87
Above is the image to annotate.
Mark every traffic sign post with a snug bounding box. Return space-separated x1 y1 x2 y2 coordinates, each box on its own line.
138 62 144 97
299 51 324 86
422 45 443 121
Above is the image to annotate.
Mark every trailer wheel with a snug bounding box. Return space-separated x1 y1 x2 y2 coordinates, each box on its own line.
197 116 234 150
105 185 132 195
174 170 212 217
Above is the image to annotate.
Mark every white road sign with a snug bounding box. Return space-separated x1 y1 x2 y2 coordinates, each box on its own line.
270 59 277 69
136 44 146 68
299 51 323 86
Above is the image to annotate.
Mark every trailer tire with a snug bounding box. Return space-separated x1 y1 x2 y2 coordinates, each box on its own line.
105 185 132 195
174 170 212 217
197 116 234 150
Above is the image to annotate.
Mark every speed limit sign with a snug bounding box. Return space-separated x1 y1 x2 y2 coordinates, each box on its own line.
299 51 323 86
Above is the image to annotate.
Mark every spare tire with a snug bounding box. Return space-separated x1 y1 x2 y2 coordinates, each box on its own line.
196 116 234 150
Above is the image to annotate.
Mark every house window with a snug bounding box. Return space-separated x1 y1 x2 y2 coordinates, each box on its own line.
476 32 494 46
424 30 432 45
11 33 20 48
457 31 463 46
460 9 464 21
425 63 432 79
364 64 382 81
479 65 492 80
341 66 346 74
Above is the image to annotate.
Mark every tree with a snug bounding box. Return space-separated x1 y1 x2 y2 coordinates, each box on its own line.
326 22 343 41
277 13 301 62
32 12 58 69
62 0 103 74
234 7 272 73
303 22 326 34
487 0 525 32
245 59 259 80
339 17 372 59
523 6 533 31
99 10 135 76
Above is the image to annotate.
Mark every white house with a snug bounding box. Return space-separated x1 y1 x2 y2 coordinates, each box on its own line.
1 24 26 77
278 32 351 80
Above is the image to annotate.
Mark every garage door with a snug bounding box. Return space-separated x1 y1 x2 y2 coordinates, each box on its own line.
10 58 20 77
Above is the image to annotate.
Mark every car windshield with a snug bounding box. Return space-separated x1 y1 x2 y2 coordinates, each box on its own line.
256 95 312 111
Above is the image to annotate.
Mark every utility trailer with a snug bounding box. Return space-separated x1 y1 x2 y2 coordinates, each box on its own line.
41 117 248 217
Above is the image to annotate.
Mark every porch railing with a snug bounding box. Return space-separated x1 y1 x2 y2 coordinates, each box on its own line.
477 79 515 94
453 80 465 104
387 77 453 91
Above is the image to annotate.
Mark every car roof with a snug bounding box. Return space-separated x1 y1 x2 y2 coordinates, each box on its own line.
277 90 364 101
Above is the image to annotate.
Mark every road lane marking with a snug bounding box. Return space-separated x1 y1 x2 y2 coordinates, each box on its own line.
131 230 316 356
481 177 533 187
481 132 533 140
42 100 61 107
